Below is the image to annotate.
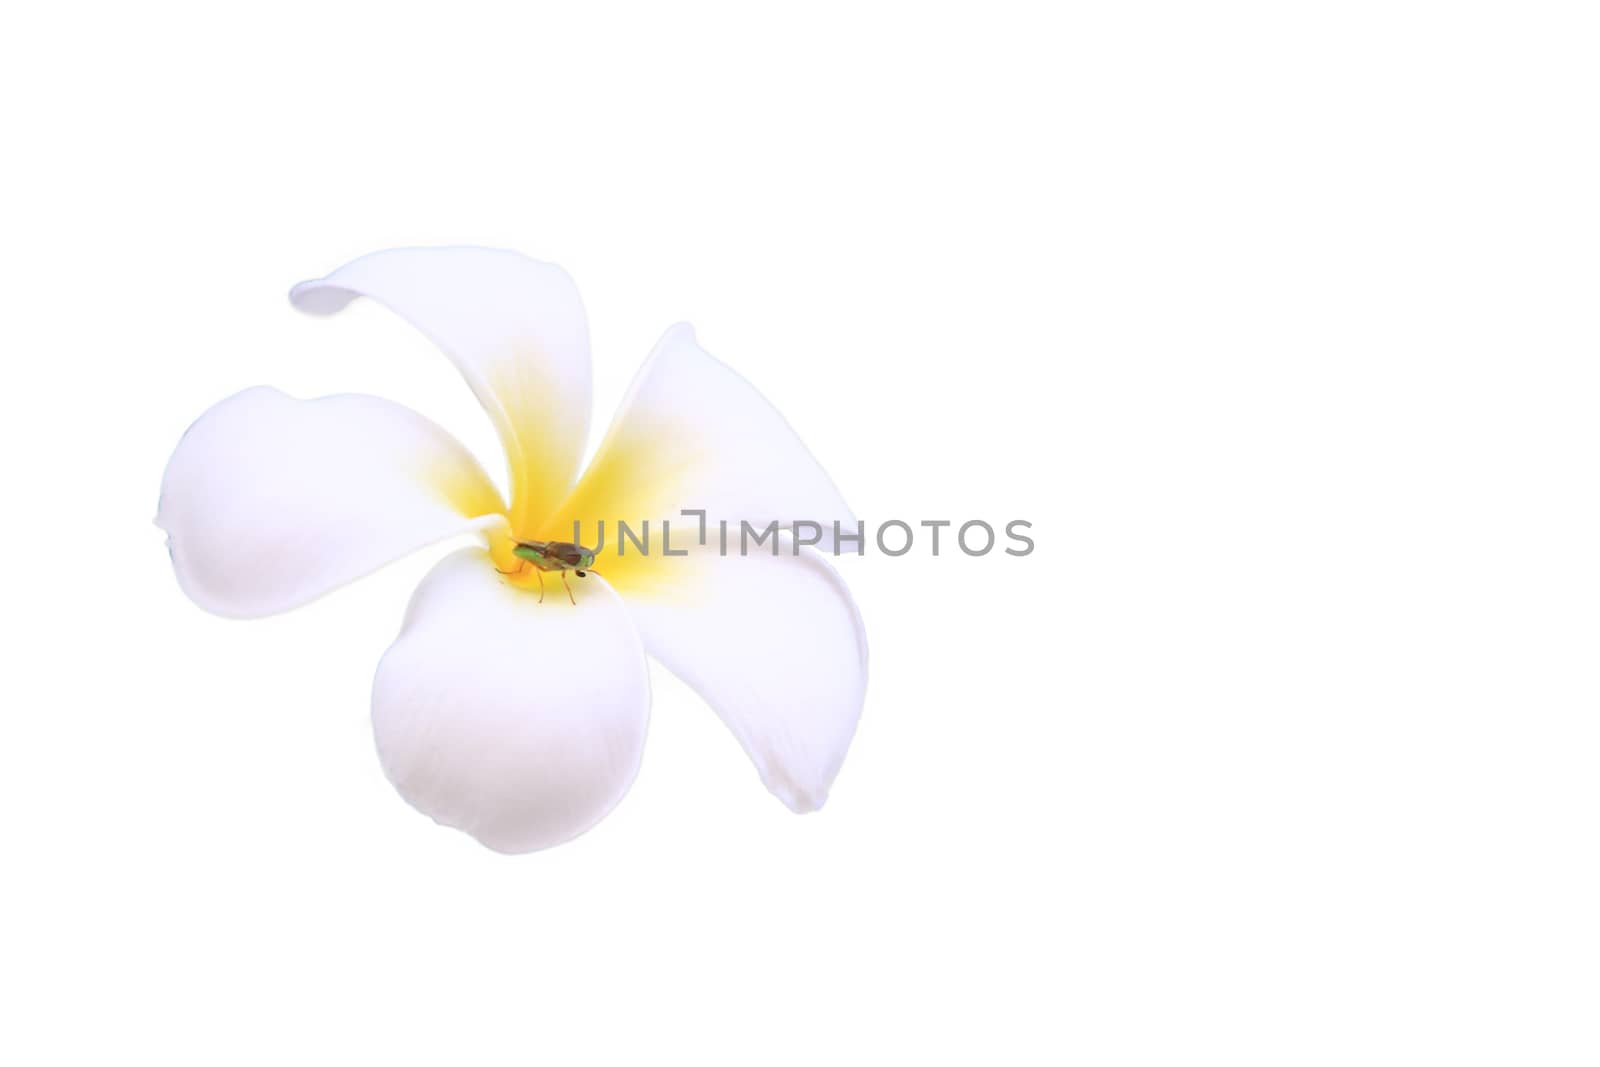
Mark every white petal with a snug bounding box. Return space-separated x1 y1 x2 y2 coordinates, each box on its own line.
537 324 855 589
157 387 505 618
372 548 650 853
624 546 867 813
290 247 592 533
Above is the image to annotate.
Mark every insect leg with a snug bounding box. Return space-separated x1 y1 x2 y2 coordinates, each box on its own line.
537 569 545 604
561 569 576 605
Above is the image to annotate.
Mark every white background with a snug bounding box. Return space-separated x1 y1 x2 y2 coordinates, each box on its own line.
3 2 1597 1063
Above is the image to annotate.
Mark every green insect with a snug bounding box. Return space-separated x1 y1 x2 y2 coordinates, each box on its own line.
497 540 598 604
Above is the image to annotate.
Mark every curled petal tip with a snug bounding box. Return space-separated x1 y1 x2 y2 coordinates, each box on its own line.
287 278 359 315
774 782 828 815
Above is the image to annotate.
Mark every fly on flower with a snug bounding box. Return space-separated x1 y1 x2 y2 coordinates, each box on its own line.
156 247 867 853
500 539 598 604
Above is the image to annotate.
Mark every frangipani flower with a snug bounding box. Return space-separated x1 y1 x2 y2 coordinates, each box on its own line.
157 247 867 853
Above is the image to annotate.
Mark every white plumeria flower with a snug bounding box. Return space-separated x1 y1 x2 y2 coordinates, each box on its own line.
157 247 867 853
